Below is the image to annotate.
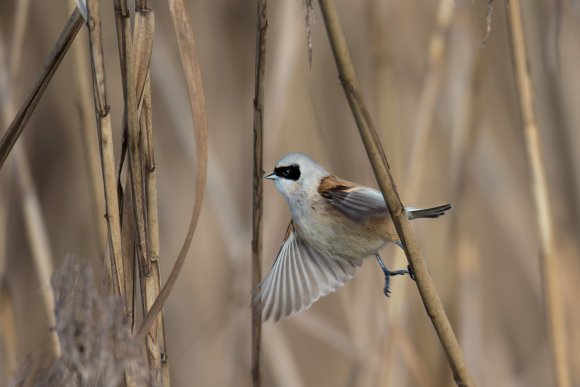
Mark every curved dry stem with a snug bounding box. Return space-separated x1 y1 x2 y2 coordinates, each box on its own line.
504 1 571 387
137 0 208 342
317 1 474 385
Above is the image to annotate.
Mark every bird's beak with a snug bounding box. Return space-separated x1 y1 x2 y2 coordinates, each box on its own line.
264 172 277 180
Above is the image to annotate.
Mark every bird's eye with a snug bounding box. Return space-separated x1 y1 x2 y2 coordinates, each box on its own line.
274 164 300 181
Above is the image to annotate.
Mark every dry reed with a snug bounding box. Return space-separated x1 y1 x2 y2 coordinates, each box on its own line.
68 0 108 256
505 1 571 386
137 0 208 342
86 0 127 297
251 1 268 386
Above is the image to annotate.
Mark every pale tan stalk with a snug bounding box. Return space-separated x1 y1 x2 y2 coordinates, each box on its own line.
86 0 126 296
140 75 170 386
317 1 474 385
134 9 168 384
111 0 136 317
137 0 208 343
67 0 108 255
118 0 150 284
251 0 268 386
505 1 571 386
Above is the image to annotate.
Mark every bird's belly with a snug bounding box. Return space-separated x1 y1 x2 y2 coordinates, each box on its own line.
294 213 391 261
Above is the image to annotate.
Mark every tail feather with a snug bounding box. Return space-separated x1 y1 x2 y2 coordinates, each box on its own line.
407 203 452 220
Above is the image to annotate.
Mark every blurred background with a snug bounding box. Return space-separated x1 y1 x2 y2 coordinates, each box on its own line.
1 0 579 386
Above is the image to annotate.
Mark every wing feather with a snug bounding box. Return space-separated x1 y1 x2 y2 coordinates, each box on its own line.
253 222 362 322
319 176 388 222
319 176 452 223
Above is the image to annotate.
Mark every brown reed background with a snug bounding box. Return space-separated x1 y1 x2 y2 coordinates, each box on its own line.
1 0 580 386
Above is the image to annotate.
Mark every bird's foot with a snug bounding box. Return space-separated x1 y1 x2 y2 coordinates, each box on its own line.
375 254 412 297
382 268 409 296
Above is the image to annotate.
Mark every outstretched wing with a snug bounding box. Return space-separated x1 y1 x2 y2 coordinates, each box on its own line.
253 222 362 322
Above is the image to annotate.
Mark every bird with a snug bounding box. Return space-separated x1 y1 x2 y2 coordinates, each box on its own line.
253 153 451 322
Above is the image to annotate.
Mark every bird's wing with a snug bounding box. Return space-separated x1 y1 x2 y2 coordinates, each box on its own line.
253 222 362 322
319 176 452 223
318 175 388 222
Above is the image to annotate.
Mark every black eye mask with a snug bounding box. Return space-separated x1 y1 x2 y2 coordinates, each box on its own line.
274 164 301 181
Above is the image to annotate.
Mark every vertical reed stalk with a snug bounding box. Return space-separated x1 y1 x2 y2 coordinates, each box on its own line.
137 0 208 342
110 1 168 382
86 0 126 297
112 0 151 303
141 75 170 386
317 1 474 385
251 1 268 386
111 0 137 319
504 1 571 387
133 8 168 384
67 0 108 255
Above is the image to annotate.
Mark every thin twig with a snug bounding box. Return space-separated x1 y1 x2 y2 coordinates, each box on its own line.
317 1 474 386
67 0 108 256
86 0 126 297
504 1 571 387
137 0 208 341
251 0 268 386
0 8 83 170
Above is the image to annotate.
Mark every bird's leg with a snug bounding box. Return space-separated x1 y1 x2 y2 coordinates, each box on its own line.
375 254 410 297
394 240 416 281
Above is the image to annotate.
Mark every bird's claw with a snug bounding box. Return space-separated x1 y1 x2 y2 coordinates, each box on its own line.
376 254 413 298
383 276 391 297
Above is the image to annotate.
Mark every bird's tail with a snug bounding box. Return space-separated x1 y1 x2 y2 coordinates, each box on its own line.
406 203 452 220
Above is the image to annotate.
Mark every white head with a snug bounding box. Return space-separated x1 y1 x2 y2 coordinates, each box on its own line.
265 153 329 203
